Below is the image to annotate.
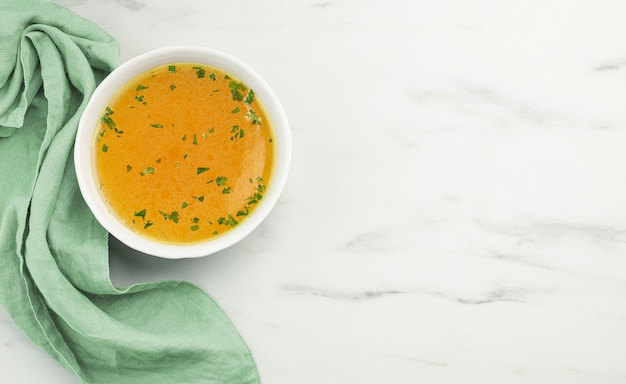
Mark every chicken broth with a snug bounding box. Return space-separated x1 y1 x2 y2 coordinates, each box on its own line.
94 63 274 244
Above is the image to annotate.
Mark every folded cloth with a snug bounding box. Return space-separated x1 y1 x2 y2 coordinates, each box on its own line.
0 1 260 383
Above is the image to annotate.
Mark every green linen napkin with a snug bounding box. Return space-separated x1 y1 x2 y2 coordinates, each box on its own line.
0 1 260 383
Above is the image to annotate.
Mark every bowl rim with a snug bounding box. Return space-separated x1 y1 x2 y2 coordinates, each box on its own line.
75 46 291 258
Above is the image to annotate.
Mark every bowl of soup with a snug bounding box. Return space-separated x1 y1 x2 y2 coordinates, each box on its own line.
75 46 290 258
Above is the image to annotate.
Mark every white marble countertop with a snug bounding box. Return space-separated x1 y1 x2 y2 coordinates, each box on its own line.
2 0 626 383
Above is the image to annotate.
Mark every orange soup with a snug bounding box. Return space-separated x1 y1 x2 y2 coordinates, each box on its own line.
94 63 274 244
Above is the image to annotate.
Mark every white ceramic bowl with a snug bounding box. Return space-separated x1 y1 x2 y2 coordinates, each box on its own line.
75 46 291 258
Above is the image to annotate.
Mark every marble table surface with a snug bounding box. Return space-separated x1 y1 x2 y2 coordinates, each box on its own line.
2 0 626 383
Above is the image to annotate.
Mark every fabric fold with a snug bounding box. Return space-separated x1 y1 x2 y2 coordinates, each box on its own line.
0 1 260 383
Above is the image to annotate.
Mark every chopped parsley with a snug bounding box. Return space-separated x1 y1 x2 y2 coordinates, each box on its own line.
244 89 255 105
246 109 261 126
100 107 116 130
216 176 228 186
150 123 163 128
134 209 146 220
101 144 108 152
136 84 149 91
159 210 180 223
229 81 246 101
197 167 210 175
217 215 238 226
193 66 205 78
168 65 177 73
140 166 155 176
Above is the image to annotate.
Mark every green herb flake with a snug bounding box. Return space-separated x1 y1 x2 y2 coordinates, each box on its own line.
155 158 162 164
229 81 244 101
182 202 190 209
227 214 238 226
144 221 153 229
190 225 200 231
231 107 240 114
100 107 116 130
193 134 198 145
182 134 187 141
136 84 149 91
192 217 200 223
216 176 228 186
126 164 132 172
159 210 179 223
246 109 261 126
101 144 108 153
168 65 177 73
193 66 205 78
197 167 210 175
170 84 176 91
208 127 215 134
222 186 232 194
209 72 217 81
244 89 255 105
151 123 163 128
231 89 243 101
135 95 145 102
134 209 146 220
141 166 155 176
